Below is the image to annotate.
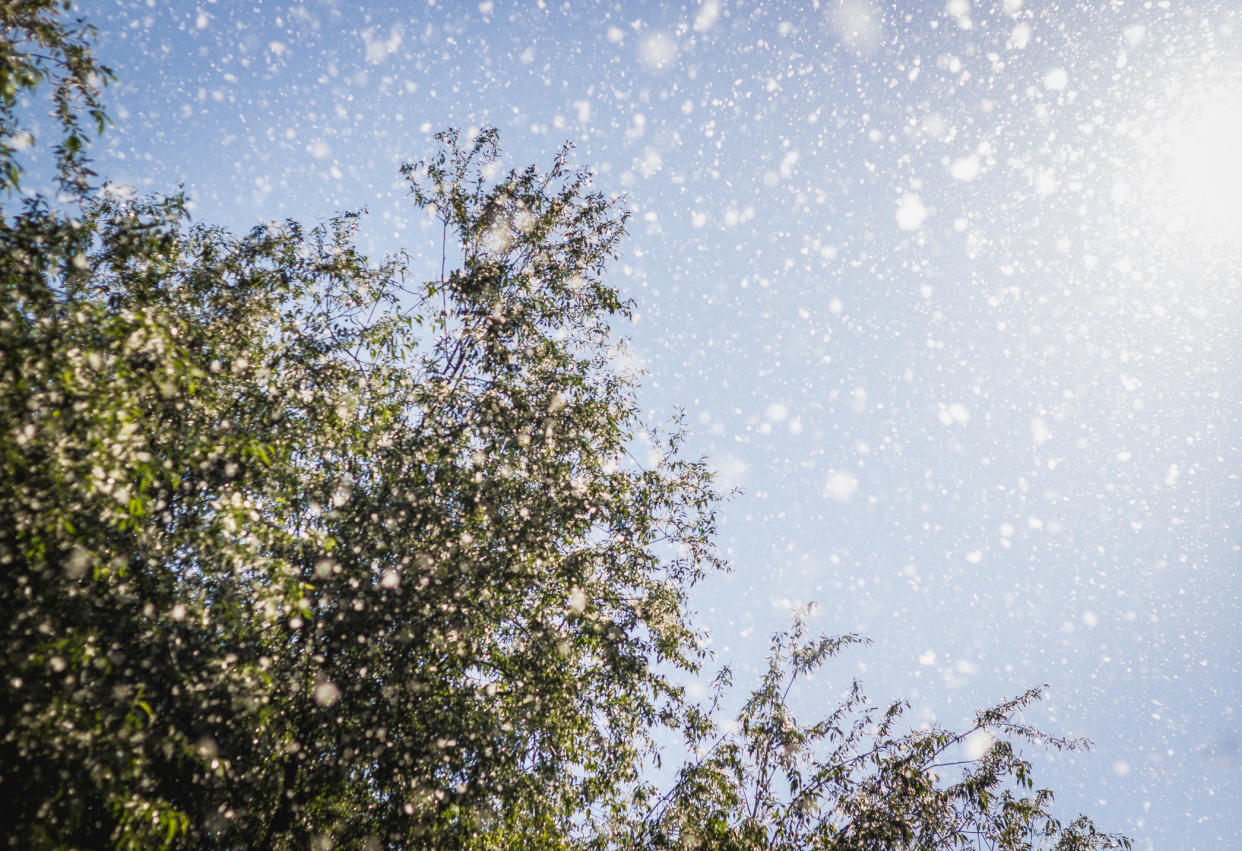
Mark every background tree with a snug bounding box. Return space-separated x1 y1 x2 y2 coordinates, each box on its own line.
617 614 1131 850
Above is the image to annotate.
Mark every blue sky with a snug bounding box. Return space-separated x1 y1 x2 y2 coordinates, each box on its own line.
72 0 1242 846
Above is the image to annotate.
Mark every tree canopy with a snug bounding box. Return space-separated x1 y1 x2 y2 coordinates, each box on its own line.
0 3 1129 849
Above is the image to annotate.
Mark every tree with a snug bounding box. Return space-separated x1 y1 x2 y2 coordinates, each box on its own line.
1 14 722 842
619 614 1131 850
0 3 1128 849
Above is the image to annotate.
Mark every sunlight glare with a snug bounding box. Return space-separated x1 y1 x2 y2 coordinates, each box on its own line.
1165 94 1242 241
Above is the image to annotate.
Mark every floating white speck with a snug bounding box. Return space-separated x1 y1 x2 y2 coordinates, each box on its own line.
950 154 981 181
1043 67 1068 91
1030 417 1052 446
832 0 884 56
936 402 970 425
693 0 721 32
964 728 993 760
918 650 937 666
1007 21 1030 49
640 147 663 176
896 194 928 230
946 0 972 30
938 402 970 425
716 455 748 490
824 470 859 502
639 32 678 71
1164 464 1180 486
314 680 341 707
361 24 404 64
5 131 33 151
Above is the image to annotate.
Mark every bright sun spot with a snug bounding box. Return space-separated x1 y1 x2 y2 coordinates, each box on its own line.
1163 94 1242 241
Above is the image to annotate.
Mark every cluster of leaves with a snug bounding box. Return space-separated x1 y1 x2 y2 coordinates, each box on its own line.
0 3 1130 849
0 0 111 193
